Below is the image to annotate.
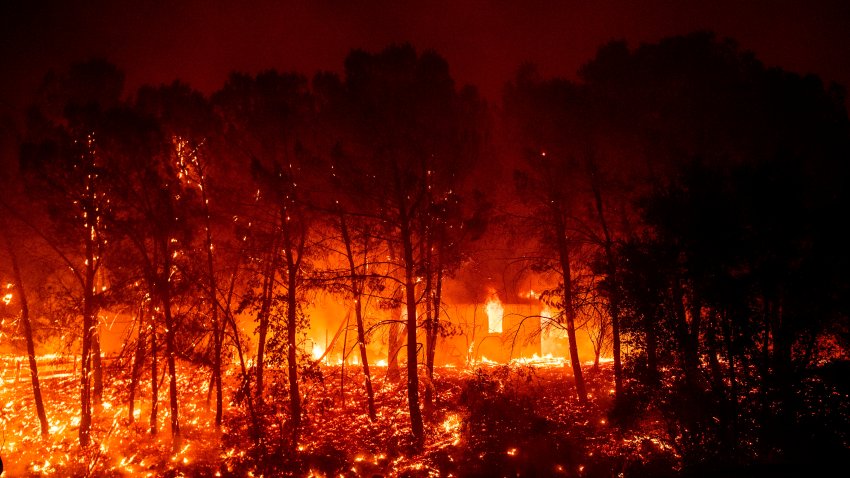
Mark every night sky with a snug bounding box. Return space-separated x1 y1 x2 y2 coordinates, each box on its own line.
2 0 850 114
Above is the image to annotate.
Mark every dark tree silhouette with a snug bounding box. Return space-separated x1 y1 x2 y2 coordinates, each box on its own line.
325 44 486 446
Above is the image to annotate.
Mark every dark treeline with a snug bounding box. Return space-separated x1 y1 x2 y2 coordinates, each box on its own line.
1 32 849 476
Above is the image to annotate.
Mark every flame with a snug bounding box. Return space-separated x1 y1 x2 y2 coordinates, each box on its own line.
311 343 324 361
485 291 503 334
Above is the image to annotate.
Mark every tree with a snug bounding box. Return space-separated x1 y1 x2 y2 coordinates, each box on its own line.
327 44 486 446
214 69 320 452
584 32 850 464
136 81 228 427
504 72 592 403
0 215 50 437
100 97 200 447
19 59 124 446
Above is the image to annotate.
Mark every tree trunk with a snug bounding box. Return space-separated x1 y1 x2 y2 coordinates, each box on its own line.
3 233 49 436
340 315 349 408
425 268 442 411
226 302 262 446
255 242 279 403
92 323 103 407
212 310 223 427
161 276 181 448
423 261 434 413
79 233 96 446
128 306 145 424
557 220 587 403
339 214 377 421
203 207 223 427
353 299 376 420
150 304 158 436
280 216 305 452
672 279 699 387
387 312 402 381
401 213 425 446
285 256 302 451
386 241 402 382
645 312 660 382
589 159 623 399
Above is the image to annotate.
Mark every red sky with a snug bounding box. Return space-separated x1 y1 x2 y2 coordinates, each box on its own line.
2 0 850 116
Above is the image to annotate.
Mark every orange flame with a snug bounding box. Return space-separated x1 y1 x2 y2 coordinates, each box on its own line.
485 290 503 334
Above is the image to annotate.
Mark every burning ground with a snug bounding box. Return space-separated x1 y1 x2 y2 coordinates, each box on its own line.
0 357 687 477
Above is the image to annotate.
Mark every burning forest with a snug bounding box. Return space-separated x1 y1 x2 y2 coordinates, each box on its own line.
1 19 850 478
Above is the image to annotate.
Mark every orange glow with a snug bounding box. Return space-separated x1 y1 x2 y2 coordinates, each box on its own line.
312 343 324 361
485 291 504 334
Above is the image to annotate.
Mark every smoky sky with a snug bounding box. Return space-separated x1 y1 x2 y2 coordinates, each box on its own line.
2 0 850 117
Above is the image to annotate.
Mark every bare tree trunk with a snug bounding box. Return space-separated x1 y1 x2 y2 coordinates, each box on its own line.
588 161 623 399
339 214 377 421
193 162 224 427
387 312 402 381
226 306 262 446
401 212 424 447
255 240 279 403
204 211 223 427
340 314 349 408
285 261 302 451
3 233 49 436
221 243 263 448
672 279 699 388
150 304 158 436
645 312 660 382
353 300 376 420
80 232 96 446
593 346 601 371
425 268 442 412
423 263 434 413
128 305 145 423
92 324 103 407
282 221 304 452
161 274 181 449
386 241 402 382
212 310 223 426
557 220 587 403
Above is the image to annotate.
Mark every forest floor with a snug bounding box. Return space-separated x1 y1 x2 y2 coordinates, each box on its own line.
0 358 679 477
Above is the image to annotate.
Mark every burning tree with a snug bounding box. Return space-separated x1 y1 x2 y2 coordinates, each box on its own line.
102 95 204 448
18 59 124 446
